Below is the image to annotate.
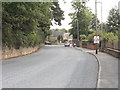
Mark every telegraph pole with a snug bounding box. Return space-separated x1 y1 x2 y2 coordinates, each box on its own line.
95 0 98 54
97 1 103 51
77 19 80 43
118 1 120 15
77 4 79 42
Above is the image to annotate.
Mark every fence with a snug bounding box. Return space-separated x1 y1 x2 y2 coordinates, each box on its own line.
81 40 120 58
104 41 120 58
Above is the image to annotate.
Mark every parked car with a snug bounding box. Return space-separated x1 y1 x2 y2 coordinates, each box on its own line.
45 41 52 45
64 42 70 47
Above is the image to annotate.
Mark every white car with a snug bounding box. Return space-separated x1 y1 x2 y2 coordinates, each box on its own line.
64 42 70 47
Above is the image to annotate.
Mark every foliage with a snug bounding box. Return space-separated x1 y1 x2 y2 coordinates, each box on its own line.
87 30 118 44
51 2 65 25
57 35 63 43
107 7 120 33
91 14 100 30
106 32 118 41
69 2 93 39
2 2 64 48
80 34 86 40
63 39 68 43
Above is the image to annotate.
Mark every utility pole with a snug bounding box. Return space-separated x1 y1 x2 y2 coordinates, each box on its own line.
97 2 103 30
100 2 103 51
95 0 98 54
97 1 103 51
118 1 120 15
77 19 80 43
76 1 80 47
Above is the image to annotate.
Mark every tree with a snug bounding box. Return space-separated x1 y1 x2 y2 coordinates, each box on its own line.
107 7 120 33
2 2 64 48
57 35 63 43
91 14 100 30
69 2 93 39
51 2 65 26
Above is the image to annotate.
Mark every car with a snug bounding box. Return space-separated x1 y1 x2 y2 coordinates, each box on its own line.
64 42 70 47
45 41 52 45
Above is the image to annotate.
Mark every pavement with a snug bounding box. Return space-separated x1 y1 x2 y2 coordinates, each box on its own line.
2 45 99 88
75 47 118 88
0 61 2 90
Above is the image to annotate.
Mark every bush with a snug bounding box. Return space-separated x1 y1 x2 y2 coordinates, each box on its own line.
106 32 118 41
87 30 119 43
63 39 68 42
80 34 86 40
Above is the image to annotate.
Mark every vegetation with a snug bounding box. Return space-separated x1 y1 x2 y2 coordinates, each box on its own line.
107 8 120 33
69 2 119 44
2 2 64 49
57 35 63 43
69 2 99 40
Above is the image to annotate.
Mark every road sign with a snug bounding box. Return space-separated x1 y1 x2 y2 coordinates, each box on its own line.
94 36 99 44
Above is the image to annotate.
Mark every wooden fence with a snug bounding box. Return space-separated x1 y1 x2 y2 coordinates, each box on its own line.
104 41 120 58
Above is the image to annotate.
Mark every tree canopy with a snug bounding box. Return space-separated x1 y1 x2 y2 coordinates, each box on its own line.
107 7 120 33
69 2 94 39
2 2 64 48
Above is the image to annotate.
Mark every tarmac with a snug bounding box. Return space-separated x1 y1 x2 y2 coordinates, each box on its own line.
75 47 119 88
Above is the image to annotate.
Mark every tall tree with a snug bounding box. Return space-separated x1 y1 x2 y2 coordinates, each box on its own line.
2 2 64 48
91 14 100 30
69 2 92 39
51 2 65 26
107 7 120 33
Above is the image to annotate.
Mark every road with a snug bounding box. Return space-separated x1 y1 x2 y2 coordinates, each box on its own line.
2 45 98 88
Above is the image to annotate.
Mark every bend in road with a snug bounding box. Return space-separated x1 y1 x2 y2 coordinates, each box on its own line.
2 45 99 88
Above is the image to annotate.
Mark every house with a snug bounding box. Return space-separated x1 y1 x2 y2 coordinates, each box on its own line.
63 33 73 41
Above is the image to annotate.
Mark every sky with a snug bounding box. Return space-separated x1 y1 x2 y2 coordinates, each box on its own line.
51 0 120 30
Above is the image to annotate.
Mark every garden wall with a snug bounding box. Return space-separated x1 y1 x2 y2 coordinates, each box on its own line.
1 44 44 60
104 41 120 58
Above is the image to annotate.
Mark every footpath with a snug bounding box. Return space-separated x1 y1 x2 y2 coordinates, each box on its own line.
75 47 118 88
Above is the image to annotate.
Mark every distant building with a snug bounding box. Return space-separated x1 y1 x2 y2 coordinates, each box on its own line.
63 33 73 41
49 30 65 41
49 31 73 43
49 36 57 41
52 31 64 37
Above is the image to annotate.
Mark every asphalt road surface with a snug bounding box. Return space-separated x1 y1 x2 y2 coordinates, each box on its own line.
2 45 98 88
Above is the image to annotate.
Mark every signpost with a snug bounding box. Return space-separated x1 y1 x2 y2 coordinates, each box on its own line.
94 36 99 54
94 36 99 44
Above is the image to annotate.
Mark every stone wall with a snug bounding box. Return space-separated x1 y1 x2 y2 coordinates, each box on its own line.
1 44 44 60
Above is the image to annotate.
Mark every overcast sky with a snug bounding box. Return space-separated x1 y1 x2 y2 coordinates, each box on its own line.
51 0 120 30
